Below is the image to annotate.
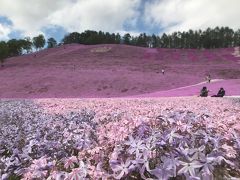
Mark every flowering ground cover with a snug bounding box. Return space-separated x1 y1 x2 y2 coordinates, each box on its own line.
1 45 240 179
133 79 240 97
0 97 240 179
0 44 240 98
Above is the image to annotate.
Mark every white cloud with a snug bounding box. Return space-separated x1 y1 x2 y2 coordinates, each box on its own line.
0 0 69 37
0 0 141 37
2 0 239 38
144 0 240 33
0 24 11 40
48 0 141 32
116 30 141 37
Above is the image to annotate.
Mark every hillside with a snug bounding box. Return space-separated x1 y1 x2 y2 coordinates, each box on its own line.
0 44 240 98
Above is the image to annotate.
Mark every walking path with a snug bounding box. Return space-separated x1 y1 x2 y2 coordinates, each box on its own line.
132 79 240 97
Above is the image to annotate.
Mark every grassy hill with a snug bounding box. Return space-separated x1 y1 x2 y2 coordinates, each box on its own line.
0 44 240 98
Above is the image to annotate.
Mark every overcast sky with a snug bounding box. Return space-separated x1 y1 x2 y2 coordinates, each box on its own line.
0 0 240 41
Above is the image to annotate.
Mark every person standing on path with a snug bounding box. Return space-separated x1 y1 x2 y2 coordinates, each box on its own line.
162 69 165 75
206 74 211 83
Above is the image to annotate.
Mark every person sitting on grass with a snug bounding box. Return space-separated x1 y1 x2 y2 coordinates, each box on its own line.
200 86 209 97
212 88 225 97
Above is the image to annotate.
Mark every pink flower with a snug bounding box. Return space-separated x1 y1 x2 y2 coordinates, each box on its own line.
68 161 87 179
222 144 237 158
64 156 78 169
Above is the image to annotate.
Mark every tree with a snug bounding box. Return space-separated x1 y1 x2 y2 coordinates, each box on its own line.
83 30 99 44
0 41 9 67
234 29 240 46
131 36 138 46
2 26 240 60
171 32 179 48
110 33 116 44
7 39 22 56
123 33 131 45
161 33 169 48
105 32 112 43
33 34 46 50
136 33 148 47
62 32 81 44
151 34 158 48
188 29 195 48
47 37 57 48
20 37 32 53
224 27 234 47
115 33 121 44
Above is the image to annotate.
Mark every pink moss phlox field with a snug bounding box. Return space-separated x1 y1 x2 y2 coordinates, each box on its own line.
0 44 240 98
0 97 240 179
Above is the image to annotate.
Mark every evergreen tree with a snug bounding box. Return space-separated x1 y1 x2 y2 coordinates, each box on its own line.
151 34 158 48
62 32 81 44
136 33 148 47
115 33 121 44
234 29 240 46
123 33 131 45
161 33 169 48
0 41 9 67
5 26 240 56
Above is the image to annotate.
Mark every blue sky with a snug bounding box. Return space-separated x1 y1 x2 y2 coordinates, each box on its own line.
0 0 240 42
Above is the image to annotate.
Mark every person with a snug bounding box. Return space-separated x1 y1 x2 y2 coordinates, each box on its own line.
206 74 211 83
212 88 225 97
200 86 209 97
162 69 165 75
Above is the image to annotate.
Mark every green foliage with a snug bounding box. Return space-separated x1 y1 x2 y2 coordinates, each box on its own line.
62 32 82 44
233 29 240 46
1 26 240 62
60 26 240 49
47 37 57 48
19 37 32 53
0 41 9 66
33 34 46 50
62 31 121 45
115 33 121 44
0 38 33 63
7 39 23 56
136 33 148 47
162 27 237 49
8 174 21 180
161 33 169 48
151 34 158 48
7 38 33 57
123 33 131 45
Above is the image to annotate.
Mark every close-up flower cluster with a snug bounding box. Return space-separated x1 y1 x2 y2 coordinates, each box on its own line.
0 98 239 179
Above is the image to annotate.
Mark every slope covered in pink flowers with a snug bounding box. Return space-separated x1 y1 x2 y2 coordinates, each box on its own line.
1 97 240 179
0 44 240 98
1 45 240 179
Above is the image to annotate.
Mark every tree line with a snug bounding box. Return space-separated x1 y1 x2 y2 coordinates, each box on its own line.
1 26 240 66
0 35 57 66
62 27 240 48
